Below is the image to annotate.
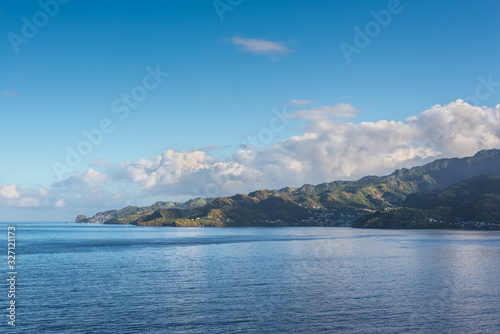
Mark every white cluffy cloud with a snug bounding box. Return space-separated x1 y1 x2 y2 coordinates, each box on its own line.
1 100 500 209
109 100 500 195
76 100 500 198
231 36 291 55
0 185 47 207
0 185 20 199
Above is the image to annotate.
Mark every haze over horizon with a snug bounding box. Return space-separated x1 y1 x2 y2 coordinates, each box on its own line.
1 0 499 221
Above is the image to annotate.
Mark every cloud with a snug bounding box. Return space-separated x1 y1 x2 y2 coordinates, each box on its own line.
2 100 499 212
405 100 500 156
1 91 18 98
287 100 317 106
109 150 244 197
194 145 219 153
0 169 115 209
83 168 108 184
0 185 20 199
19 197 41 207
292 103 360 120
106 100 500 197
0 185 49 207
231 36 290 55
53 168 108 192
90 158 109 167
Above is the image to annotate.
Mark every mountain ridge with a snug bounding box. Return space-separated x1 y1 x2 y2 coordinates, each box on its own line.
76 149 500 227
352 174 500 229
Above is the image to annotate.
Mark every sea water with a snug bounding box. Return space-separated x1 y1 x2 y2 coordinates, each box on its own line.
1 222 499 333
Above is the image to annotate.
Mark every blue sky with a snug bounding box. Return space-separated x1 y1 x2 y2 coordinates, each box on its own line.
1 0 499 221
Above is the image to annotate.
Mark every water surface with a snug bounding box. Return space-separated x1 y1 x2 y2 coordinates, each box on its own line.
1 222 499 333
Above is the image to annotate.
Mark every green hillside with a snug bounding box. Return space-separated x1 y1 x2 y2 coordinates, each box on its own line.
135 194 311 227
272 149 500 211
353 175 500 229
75 197 213 224
75 149 500 228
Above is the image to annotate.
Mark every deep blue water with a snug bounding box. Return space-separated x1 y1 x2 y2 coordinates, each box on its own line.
1 222 500 333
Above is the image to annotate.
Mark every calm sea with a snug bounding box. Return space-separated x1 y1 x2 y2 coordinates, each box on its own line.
1 222 499 333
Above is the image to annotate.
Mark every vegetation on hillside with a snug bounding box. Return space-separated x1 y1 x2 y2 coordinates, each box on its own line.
353 175 500 229
75 149 500 228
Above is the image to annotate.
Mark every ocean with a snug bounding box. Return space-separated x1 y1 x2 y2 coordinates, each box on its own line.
1 222 499 333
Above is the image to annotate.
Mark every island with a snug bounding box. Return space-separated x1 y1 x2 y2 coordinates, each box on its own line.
76 149 500 229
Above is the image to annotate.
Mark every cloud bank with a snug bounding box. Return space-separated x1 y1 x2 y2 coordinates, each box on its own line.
2 100 500 210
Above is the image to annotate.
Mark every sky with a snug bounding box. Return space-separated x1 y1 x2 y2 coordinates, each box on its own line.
1 0 500 221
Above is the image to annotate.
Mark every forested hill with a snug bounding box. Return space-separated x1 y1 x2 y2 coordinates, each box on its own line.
352 175 500 229
76 149 500 227
265 149 500 212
